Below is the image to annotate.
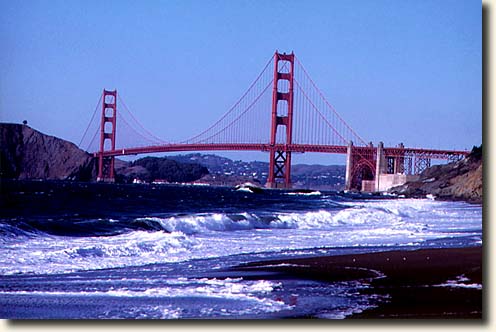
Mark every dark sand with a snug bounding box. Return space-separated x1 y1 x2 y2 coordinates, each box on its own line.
233 247 482 319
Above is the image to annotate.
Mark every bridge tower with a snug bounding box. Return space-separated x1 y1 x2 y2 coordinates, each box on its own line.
267 52 295 188
97 89 117 182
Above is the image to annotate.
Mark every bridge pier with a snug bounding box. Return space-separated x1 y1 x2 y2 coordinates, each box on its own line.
344 141 353 190
345 141 418 192
373 142 421 192
374 141 385 192
394 143 405 173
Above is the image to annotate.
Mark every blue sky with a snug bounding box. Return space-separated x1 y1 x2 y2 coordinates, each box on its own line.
0 0 481 164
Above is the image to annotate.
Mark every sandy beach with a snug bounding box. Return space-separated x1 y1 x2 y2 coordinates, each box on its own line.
232 246 482 318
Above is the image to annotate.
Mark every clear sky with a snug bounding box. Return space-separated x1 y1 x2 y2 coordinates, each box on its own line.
0 0 481 165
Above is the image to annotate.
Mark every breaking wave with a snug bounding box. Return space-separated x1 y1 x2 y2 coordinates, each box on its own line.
0 198 482 275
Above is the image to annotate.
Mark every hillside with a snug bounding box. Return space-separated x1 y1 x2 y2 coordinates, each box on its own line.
167 153 346 190
0 123 209 183
127 157 209 183
389 146 482 203
0 123 97 181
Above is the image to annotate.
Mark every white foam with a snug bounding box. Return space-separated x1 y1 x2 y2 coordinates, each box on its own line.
142 213 258 234
435 283 482 290
0 230 200 275
236 187 254 193
101 304 184 319
0 198 482 275
139 205 417 234
0 277 279 298
136 198 482 236
434 275 482 290
286 191 321 196
315 304 374 319
0 277 291 317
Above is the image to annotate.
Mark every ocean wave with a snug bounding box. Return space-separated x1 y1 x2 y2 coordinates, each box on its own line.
0 230 199 275
0 199 482 275
0 205 412 275
134 205 422 234
0 200 461 241
0 218 151 238
286 191 322 196
0 277 290 318
0 277 280 299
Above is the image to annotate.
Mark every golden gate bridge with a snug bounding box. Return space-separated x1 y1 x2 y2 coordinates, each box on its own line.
79 52 468 191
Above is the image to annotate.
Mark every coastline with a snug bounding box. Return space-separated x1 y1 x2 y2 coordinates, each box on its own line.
232 246 482 319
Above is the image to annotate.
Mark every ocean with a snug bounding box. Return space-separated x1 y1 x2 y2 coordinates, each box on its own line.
0 180 482 319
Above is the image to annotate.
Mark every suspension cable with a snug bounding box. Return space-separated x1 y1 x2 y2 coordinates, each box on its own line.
195 80 273 144
294 56 367 145
182 54 275 143
118 95 169 144
78 92 103 148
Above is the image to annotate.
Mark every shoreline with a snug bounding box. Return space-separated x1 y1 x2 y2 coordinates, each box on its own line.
232 246 483 319
2 178 483 205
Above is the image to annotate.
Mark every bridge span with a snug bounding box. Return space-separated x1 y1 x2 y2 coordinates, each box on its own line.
95 142 468 191
84 52 468 191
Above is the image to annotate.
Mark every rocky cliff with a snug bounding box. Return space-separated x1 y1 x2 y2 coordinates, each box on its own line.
390 146 482 203
0 123 209 183
0 123 97 181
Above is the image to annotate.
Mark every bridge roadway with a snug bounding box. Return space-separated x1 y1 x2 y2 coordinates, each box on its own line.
95 143 469 160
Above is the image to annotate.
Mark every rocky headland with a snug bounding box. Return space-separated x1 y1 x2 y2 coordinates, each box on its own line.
0 123 210 184
0 123 97 181
389 146 482 204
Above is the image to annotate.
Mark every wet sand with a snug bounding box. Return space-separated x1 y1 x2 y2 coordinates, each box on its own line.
233 247 482 318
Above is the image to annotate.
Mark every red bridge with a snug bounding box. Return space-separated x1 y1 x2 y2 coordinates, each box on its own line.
80 52 468 191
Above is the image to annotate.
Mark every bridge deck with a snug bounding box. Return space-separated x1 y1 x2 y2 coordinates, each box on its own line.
95 143 469 159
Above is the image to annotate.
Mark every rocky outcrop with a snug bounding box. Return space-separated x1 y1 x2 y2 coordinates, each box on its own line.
390 146 482 203
0 123 97 181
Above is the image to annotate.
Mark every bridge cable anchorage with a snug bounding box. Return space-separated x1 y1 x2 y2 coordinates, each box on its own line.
180 54 276 144
117 95 170 144
294 56 367 146
79 92 103 149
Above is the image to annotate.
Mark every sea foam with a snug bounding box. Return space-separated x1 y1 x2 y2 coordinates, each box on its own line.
0 199 482 275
